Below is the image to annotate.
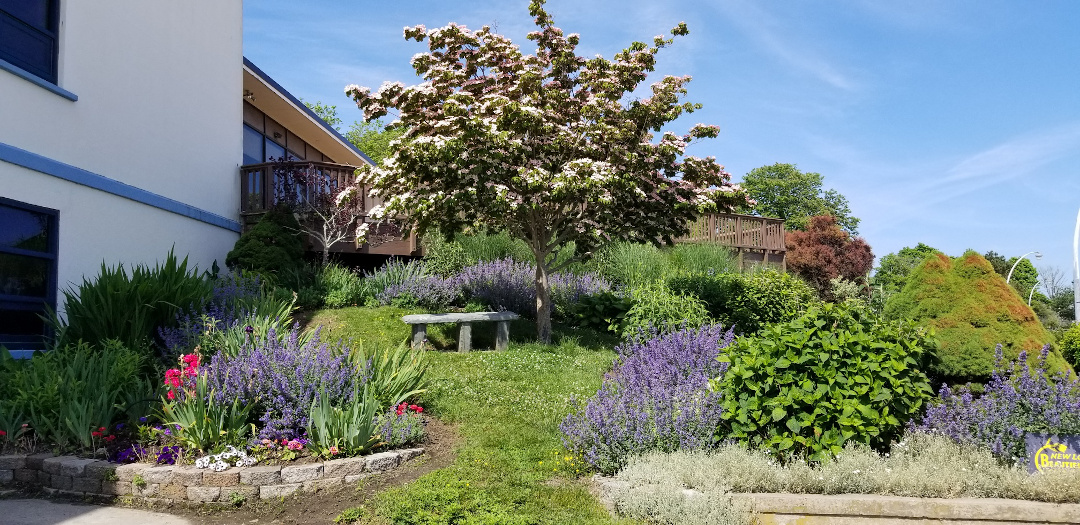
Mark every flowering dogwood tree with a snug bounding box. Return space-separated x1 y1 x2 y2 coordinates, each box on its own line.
345 1 746 342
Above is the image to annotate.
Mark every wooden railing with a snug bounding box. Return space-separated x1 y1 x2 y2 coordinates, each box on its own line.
239 161 418 256
679 212 787 268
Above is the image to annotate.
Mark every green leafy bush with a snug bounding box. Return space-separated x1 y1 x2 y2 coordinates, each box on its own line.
1060 324 1080 369
455 230 534 264
668 269 818 334
667 242 740 275
884 251 1069 384
225 206 305 281
711 303 936 461
566 291 635 334
622 283 711 338
50 250 212 354
421 233 471 277
0 341 147 452
317 263 370 308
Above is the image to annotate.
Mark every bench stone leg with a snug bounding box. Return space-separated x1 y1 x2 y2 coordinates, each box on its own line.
496 321 510 351
458 322 472 353
411 324 427 350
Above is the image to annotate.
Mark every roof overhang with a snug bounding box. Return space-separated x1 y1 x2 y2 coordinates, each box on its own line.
242 57 374 167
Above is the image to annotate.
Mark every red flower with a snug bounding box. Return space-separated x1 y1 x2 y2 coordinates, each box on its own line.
164 369 182 388
415 406 424 413
181 353 199 367
91 431 102 437
104 435 116 442
0 430 7 437
166 390 176 400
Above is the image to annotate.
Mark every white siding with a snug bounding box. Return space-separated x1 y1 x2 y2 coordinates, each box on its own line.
0 1 243 308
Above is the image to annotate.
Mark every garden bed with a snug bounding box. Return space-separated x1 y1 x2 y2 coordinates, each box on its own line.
0 447 423 504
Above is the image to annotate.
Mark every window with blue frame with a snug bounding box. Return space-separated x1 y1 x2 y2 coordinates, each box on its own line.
0 197 58 352
0 0 60 84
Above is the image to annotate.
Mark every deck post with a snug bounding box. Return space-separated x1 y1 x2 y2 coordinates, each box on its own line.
411 323 427 350
458 322 473 352
496 321 510 351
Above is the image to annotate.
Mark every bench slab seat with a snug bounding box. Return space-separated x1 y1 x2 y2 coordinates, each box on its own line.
401 311 520 352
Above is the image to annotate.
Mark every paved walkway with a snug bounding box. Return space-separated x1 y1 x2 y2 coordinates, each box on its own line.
0 498 191 525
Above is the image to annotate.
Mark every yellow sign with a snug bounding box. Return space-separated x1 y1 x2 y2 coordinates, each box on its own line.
1032 437 1080 473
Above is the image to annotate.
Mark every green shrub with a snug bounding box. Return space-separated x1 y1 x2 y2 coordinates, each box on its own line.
1058 323 1080 370
306 385 381 457
668 242 740 275
668 269 818 334
225 206 305 281
711 303 936 461
455 230 534 264
592 242 670 289
884 251 1069 384
566 291 635 334
50 249 212 354
421 233 470 277
318 263 370 308
622 283 711 338
1 341 147 452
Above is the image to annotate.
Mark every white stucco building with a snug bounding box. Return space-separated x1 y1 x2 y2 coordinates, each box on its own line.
0 1 375 353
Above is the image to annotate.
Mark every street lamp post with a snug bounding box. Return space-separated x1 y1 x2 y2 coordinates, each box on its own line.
1006 251 1042 284
1074 208 1080 324
1029 282 1039 306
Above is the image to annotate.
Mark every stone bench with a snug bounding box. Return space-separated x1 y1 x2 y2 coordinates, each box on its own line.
401 311 520 352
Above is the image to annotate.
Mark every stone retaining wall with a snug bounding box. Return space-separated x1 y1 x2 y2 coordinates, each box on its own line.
0 447 423 504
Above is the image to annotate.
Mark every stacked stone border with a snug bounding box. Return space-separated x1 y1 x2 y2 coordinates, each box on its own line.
0 447 423 504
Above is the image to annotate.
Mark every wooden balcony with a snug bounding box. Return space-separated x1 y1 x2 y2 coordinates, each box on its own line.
239 161 419 256
678 212 786 269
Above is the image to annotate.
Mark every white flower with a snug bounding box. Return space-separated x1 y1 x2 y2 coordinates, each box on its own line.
195 457 210 469
211 460 229 472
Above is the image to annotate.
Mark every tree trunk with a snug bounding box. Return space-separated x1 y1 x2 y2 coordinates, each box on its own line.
535 262 552 344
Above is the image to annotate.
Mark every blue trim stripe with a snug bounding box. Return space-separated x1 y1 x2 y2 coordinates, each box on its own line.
243 57 376 165
0 142 241 233
0 58 78 101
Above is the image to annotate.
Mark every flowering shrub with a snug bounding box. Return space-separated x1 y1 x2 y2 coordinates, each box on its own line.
560 325 734 474
456 258 611 317
376 274 462 310
204 326 356 440
913 345 1080 463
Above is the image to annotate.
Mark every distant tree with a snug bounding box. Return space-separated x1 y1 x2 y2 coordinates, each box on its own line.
739 163 859 234
983 250 1009 276
302 99 344 131
344 0 748 343
785 215 873 301
872 243 941 293
344 120 405 166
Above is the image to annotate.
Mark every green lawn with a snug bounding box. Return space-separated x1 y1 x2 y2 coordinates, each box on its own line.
303 306 635 524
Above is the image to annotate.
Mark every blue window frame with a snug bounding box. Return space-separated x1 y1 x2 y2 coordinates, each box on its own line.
0 197 58 352
0 0 60 85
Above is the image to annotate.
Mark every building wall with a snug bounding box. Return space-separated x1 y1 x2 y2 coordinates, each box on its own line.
0 1 243 313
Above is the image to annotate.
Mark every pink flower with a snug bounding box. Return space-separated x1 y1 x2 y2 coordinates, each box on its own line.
0 430 6 437
166 390 176 400
329 446 339 455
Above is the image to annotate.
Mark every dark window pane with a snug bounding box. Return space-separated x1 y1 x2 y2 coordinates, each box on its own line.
0 204 50 252
0 8 56 83
0 307 46 336
265 138 285 162
0 0 51 31
243 125 263 165
0 252 49 297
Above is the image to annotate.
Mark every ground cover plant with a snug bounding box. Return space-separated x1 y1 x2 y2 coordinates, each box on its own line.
884 250 1069 384
612 432 1080 517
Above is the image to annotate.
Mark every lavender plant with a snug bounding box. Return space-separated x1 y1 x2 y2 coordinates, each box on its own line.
204 326 357 440
376 274 462 310
914 344 1080 463
560 325 734 474
456 258 611 317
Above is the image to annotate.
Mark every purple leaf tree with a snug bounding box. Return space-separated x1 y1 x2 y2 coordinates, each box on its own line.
345 0 747 342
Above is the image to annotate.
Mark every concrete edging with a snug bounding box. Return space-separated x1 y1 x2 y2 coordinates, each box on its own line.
0 447 424 504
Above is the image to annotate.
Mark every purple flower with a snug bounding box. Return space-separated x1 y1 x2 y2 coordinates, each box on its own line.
560 324 734 474
454 258 611 317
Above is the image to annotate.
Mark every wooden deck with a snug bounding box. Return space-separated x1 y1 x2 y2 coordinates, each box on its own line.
239 161 418 256
678 212 786 269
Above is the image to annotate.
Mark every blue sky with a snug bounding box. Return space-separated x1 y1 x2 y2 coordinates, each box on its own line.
244 0 1080 284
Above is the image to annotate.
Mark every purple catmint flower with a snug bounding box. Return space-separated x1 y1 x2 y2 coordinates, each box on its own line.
914 344 1080 464
454 258 611 317
560 324 734 474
